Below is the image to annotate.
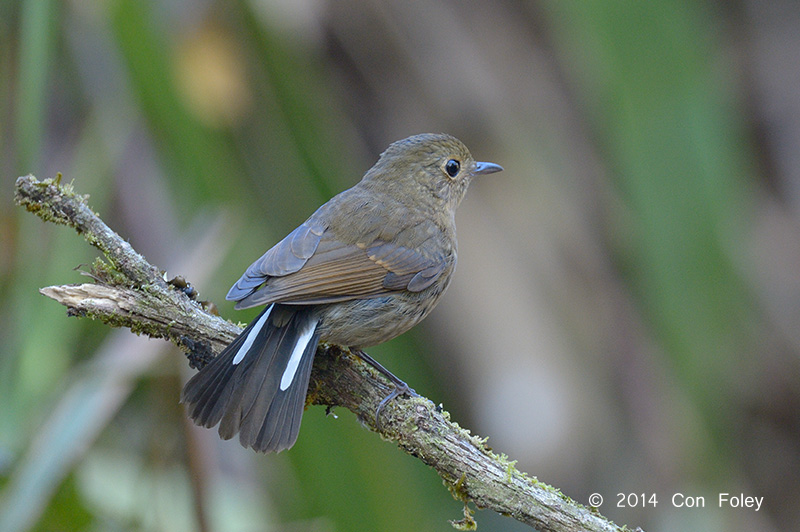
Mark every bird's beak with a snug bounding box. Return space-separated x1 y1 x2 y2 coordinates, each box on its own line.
473 161 504 175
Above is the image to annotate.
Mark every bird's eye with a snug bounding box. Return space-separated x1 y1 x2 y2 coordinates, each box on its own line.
445 159 460 178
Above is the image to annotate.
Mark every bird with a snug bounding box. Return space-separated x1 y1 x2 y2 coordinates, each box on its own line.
181 133 503 453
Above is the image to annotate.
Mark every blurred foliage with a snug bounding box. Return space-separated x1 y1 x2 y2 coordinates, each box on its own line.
2 1 800 532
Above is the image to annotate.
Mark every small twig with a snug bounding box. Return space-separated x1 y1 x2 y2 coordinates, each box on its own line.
14 174 642 532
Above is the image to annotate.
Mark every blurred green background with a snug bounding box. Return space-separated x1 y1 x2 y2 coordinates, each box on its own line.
2 1 799 531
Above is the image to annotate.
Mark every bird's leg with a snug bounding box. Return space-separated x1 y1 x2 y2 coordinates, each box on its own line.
351 349 418 430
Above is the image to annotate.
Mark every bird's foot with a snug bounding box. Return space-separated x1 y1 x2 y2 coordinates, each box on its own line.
375 380 418 431
351 349 418 430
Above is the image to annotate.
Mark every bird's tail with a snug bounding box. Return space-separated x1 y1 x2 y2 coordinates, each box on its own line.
181 304 320 453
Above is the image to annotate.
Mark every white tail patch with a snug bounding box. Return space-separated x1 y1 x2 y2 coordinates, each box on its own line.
280 318 319 391
232 304 274 365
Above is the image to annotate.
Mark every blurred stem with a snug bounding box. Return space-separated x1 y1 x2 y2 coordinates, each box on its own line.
183 415 211 532
16 0 55 171
236 0 350 200
14 174 641 532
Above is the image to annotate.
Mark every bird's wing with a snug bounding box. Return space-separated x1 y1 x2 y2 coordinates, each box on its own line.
228 221 447 309
226 220 326 301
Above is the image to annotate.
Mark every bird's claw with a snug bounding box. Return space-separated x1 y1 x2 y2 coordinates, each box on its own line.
375 381 418 431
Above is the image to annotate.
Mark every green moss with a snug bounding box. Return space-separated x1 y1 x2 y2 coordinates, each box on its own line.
15 175 90 227
504 458 518 483
445 474 477 530
446 473 469 503
449 501 477 531
90 257 129 286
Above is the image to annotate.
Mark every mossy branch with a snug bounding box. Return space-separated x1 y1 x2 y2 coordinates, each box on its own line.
14 174 642 532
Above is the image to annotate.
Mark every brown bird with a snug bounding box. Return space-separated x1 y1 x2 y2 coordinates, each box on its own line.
182 133 502 452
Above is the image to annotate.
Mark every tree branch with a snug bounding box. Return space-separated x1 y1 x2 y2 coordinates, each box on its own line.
14 174 642 532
